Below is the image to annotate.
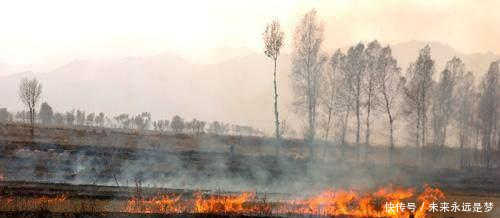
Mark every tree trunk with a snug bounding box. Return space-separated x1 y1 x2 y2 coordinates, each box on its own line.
325 106 333 141
356 91 361 162
389 117 395 166
474 127 479 165
421 90 427 165
438 119 449 165
307 72 314 159
365 95 371 162
365 78 374 162
30 108 35 141
341 109 350 158
484 127 492 169
459 134 464 169
273 59 280 140
416 105 421 164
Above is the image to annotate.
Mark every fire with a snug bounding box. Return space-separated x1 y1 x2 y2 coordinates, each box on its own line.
194 192 256 214
275 185 436 218
0 194 67 212
0 185 445 217
414 185 446 218
125 192 257 214
279 190 359 216
377 185 416 218
0 195 14 205
125 194 183 213
31 194 68 207
123 185 445 218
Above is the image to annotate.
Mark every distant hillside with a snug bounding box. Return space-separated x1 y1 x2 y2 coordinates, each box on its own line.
391 40 499 76
0 41 498 134
0 53 293 134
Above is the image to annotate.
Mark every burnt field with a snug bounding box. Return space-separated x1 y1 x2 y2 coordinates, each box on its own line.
0 181 499 218
1 123 500 217
1 123 499 193
0 212 278 218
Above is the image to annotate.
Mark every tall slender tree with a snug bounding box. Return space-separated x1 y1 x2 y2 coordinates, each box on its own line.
19 77 42 138
363 41 382 157
431 57 462 163
290 9 326 151
263 19 285 139
340 43 366 162
39 102 53 125
373 46 401 165
403 45 435 164
323 49 344 141
477 61 499 168
454 71 476 168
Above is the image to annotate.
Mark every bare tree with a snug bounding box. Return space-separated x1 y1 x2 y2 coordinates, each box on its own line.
454 71 476 168
66 111 75 126
472 95 482 165
263 19 285 140
76 110 86 126
335 78 353 157
133 112 151 130
208 121 224 135
373 46 401 165
340 43 366 162
0 108 13 123
19 77 42 138
87 112 95 126
477 61 499 168
39 102 53 125
171 115 185 133
331 50 354 158
363 41 382 156
95 112 105 127
430 57 462 163
290 9 326 149
114 114 129 128
402 45 435 164
279 119 290 138
53 112 64 126
322 49 344 141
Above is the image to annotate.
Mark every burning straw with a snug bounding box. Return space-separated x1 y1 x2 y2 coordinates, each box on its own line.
124 185 445 218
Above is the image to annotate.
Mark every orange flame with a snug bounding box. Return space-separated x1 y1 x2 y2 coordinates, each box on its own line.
194 192 255 214
414 185 446 218
0 185 446 217
125 195 183 213
0 193 67 211
123 185 445 218
31 194 68 206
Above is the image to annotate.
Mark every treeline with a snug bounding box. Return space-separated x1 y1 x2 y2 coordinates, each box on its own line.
281 9 499 168
0 104 264 137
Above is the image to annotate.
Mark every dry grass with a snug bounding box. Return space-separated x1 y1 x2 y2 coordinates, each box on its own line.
0 192 498 218
0 196 115 213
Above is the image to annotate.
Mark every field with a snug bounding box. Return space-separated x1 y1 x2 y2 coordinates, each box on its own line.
1 123 499 218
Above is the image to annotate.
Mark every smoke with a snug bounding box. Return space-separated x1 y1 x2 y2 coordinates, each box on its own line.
0 124 475 197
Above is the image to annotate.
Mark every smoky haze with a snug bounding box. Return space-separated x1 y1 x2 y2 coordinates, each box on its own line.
0 41 498 139
0 4 499 218
1 0 500 66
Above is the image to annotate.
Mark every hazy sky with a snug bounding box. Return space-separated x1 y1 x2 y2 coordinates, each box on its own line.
0 0 499 67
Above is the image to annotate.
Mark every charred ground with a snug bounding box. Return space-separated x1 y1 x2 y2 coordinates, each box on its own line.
1 123 499 194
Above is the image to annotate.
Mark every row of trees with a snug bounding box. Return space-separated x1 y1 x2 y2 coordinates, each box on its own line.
3 83 265 137
401 49 499 169
264 9 499 168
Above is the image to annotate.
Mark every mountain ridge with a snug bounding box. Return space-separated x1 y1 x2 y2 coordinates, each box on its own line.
0 41 498 133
